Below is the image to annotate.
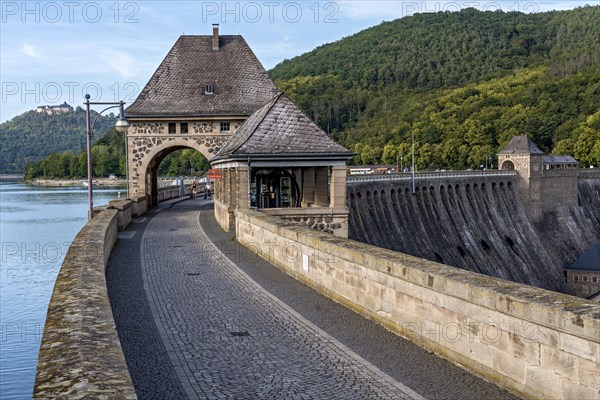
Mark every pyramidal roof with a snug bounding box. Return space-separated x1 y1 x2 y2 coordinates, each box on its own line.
498 135 544 154
213 93 352 159
126 35 278 118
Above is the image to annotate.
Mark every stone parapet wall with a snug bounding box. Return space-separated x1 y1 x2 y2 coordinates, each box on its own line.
261 207 349 237
214 199 234 231
129 194 148 216
579 169 600 180
34 189 187 398
235 208 600 400
157 185 182 202
109 199 133 231
34 207 136 399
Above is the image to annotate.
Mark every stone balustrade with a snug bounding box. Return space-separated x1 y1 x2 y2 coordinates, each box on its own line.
235 208 600 400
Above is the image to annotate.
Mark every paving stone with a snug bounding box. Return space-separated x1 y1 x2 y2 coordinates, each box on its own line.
107 199 518 400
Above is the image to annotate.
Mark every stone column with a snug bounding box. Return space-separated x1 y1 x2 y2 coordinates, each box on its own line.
329 166 347 208
302 168 315 207
314 167 330 207
224 168 231 205
127 135 140 197
228 167 237 208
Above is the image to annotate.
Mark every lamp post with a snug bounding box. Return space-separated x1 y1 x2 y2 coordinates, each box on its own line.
84 94 129 220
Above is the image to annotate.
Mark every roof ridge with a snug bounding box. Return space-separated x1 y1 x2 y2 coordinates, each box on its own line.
224 92 283 155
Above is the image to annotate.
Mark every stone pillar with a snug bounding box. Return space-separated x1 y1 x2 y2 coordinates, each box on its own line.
127 134 140 197
302 168 315 207
218 169 223 203
329 166 347 208
236 166 249 209
314 167 329 207
228 168 237 208
223 168 230 205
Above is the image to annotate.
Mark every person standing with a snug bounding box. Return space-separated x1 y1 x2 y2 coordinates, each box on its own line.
190 180 198 199
205 182 212 200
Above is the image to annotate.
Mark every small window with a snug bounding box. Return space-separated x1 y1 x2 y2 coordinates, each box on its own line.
168 123 176 134
181 123 188 134
592 276 598 283
205 84 213 95
574 275 579 282
583 275 589 282
220 122 230 132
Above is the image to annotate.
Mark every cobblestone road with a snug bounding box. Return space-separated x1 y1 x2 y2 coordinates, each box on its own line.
107 199 518 400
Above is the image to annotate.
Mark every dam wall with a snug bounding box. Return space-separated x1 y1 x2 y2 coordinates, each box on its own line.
235 208 600 400
347 173 600 293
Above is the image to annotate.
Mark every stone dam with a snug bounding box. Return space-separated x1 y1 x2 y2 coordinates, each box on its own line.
347 172 600 294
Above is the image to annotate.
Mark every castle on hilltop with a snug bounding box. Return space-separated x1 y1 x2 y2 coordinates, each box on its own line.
36 102 73 115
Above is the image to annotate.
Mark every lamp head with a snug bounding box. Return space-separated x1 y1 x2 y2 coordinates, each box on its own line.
85 94 91 100
115 117 130 133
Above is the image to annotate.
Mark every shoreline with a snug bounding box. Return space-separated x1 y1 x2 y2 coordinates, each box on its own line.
24 178 127 187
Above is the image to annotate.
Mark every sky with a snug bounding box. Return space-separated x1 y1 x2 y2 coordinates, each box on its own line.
1 0 597 122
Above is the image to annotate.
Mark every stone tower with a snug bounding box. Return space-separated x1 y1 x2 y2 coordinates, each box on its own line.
498 135 579 222
498 135 544 221
124 25 279 208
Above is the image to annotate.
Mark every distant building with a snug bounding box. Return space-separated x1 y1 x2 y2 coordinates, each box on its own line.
565 243 600 300
36 102 73 115
497 135 579 222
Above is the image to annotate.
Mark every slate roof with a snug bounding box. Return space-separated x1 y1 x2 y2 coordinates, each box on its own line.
126 35 279 117
498 135 544 154
213 92 353 159
567 244 600 272
543 155 579 164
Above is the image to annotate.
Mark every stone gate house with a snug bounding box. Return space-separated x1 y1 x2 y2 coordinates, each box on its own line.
497 135 579 222
125 26 353 236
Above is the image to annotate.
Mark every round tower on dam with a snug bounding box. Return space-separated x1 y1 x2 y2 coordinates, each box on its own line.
498 135 579 222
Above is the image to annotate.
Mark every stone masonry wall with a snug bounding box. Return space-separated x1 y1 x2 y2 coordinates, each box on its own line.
34 190 186 398
34 207 136 399
235 208 600 400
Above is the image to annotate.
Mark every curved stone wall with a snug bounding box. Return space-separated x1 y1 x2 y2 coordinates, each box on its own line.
34 207 136 399
235 208 600 400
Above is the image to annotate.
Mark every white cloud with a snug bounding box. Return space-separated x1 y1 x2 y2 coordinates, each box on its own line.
22 43 42 59
98 49 138 80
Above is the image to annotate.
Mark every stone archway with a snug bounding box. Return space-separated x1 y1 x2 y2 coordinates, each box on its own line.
127 135 229 205
501 160 515 170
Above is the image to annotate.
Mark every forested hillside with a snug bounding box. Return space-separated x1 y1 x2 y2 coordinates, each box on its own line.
271 6 600 168
0 108 115 173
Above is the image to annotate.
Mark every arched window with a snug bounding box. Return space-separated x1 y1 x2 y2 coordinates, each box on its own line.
502 160 515 170
205 84 214 95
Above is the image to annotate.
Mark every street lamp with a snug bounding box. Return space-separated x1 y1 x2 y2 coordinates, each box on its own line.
84 94 129 220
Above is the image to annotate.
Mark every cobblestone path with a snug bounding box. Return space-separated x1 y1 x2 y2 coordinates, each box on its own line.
107 200 518 400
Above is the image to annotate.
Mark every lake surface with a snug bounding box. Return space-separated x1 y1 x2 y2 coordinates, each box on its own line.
0 182 124 399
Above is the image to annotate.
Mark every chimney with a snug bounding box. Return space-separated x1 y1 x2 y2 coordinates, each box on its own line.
212 24 219 51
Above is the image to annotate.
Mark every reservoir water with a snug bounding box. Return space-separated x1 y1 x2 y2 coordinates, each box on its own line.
0 182 123 399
